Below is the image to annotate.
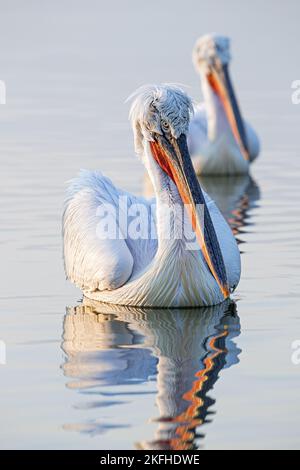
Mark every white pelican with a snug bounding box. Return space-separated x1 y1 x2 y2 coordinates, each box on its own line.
188 34 260 175
63 84 241 307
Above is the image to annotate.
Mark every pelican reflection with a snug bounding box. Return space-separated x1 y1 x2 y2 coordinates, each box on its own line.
198 175 260 239
61 299 241 449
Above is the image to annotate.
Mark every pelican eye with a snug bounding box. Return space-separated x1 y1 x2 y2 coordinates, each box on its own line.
161 120 170 131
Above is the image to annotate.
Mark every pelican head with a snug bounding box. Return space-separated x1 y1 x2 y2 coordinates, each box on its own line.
129 84 193 159
193 34 231 71
193 34 249 161
129 84 229 300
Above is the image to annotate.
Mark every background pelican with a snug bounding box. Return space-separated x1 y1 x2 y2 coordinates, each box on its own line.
63 84 241 307
62 299 241 449
188 34 260 175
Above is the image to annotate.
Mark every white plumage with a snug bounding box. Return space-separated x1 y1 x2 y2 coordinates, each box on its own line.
188 34 260 175
63 84 241 308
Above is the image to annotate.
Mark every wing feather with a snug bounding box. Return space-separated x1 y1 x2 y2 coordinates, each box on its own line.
63 170 135 292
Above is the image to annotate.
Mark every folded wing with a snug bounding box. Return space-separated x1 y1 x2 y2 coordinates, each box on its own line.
63 170 157 292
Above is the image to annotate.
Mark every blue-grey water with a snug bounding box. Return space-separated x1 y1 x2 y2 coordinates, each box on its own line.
0 0 300 449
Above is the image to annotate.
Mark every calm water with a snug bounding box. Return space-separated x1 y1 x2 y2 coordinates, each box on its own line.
1 0 300 450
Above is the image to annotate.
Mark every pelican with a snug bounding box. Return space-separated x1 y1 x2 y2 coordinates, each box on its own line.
63 84 241 307
188 34 260 175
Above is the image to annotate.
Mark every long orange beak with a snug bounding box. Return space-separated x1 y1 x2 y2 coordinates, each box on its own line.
207 64 250 161
150 134 229 299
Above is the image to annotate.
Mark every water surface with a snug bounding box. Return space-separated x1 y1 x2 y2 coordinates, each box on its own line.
0 0 300 450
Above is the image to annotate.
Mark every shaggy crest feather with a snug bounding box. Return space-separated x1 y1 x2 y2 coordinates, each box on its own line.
128 84 194 158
